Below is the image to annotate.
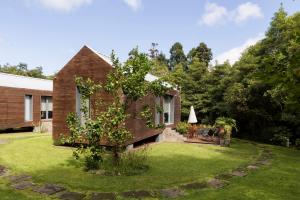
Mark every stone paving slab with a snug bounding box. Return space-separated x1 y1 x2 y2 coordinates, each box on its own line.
91 192 116 200
215 173 233 180
33 184 65 195
231 171 247 177
58 191 86 200
180 182 207 190
207 178 225 188
0 165 6 171
257 160 270 165
12 181 35 190
0 139 8 145
160 188 185 199
120 190 154 199
0 166 7 176
247 165 259 170
7 175 32 183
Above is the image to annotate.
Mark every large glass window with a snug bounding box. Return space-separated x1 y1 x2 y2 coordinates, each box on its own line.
41 96 52 120
24 95 33 121
76 87 90 124
155 97 161 126
163 95 174 124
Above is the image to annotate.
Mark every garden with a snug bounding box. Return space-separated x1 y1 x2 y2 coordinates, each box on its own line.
0 132 300 200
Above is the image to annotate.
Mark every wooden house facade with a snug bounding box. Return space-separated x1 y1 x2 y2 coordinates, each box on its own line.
53 46 181 145
0 73 53 132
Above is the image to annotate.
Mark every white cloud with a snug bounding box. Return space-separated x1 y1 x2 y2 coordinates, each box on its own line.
214 33 264 65
34 0 92 12
199 2 263 26
234 2 263 23
123 0 142 11
199 2 228 26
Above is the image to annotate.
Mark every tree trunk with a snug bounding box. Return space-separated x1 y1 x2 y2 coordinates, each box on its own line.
113 146 120 166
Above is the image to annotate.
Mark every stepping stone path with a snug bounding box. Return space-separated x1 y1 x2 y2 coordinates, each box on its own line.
8 175 32 183
12 181 35 190
91 192 116 200
121 190 154 199
0 139 8 145
258 160 270 165
0 145 274 199
180 182 207 190
247 165 259 170
215 173 233 180
58 191 86 200
160 188 185 199
207 178 225 188
0 165 7 176
33 183 65 195
231 171 247 177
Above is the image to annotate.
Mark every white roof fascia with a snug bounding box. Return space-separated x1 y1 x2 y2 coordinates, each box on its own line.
0 72 53 91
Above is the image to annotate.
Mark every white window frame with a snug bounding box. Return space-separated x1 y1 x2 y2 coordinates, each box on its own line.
155 96 161 126
76 87 90 125
41 96 52 120
163 95 174 125
24 95 33 122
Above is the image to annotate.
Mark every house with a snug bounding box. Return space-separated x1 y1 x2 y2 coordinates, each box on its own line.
0 72 53 132
53 45 181 145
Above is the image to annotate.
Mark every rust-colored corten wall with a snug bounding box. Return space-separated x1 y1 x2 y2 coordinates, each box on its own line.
128 89 181 143
53 46 114 141
53 46 181 144
0 86 52 130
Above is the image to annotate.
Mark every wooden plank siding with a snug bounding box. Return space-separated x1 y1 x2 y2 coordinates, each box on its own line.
0 86 52 130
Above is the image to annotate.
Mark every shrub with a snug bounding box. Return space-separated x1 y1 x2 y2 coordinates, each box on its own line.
214 117 237 147
84 155 101 171
100 146 150 176
270 126 291 147
176 122 190 135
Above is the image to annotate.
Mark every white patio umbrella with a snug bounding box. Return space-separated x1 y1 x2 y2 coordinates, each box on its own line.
188 106 197 124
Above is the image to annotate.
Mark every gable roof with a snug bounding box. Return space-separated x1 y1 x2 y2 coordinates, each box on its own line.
0 72 53 91
85 45 173 88
85 45 113 66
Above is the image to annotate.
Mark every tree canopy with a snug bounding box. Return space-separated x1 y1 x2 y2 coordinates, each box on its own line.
0 63 53 79
147 6 300 145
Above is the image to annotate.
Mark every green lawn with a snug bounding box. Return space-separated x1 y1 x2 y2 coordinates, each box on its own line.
0 132 299 200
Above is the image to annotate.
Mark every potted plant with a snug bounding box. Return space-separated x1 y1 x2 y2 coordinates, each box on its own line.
214 117 237 147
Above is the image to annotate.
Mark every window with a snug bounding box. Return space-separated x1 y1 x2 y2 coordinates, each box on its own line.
24 95 33 121
76 87 90 124
41 96 52 120
155 97 161 126
163 95 174 124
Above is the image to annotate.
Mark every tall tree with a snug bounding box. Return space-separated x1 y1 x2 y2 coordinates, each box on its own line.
169 42 187 70
148 42 159 59
148 43 170 78
187 42 213 66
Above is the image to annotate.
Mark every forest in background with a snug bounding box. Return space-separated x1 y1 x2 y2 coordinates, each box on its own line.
149 7 300 145
0 63 53 80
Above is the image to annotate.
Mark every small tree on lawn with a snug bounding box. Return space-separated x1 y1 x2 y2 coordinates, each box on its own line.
64 48 168 169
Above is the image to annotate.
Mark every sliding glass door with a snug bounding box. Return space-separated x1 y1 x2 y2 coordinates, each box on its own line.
163 95 174 125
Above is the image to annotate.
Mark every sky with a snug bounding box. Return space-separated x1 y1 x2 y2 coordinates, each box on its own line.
0 0 299 75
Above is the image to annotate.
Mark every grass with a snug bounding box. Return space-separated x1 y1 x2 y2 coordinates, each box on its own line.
177 145 300 200
0 132 299 200
0 133 258 191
